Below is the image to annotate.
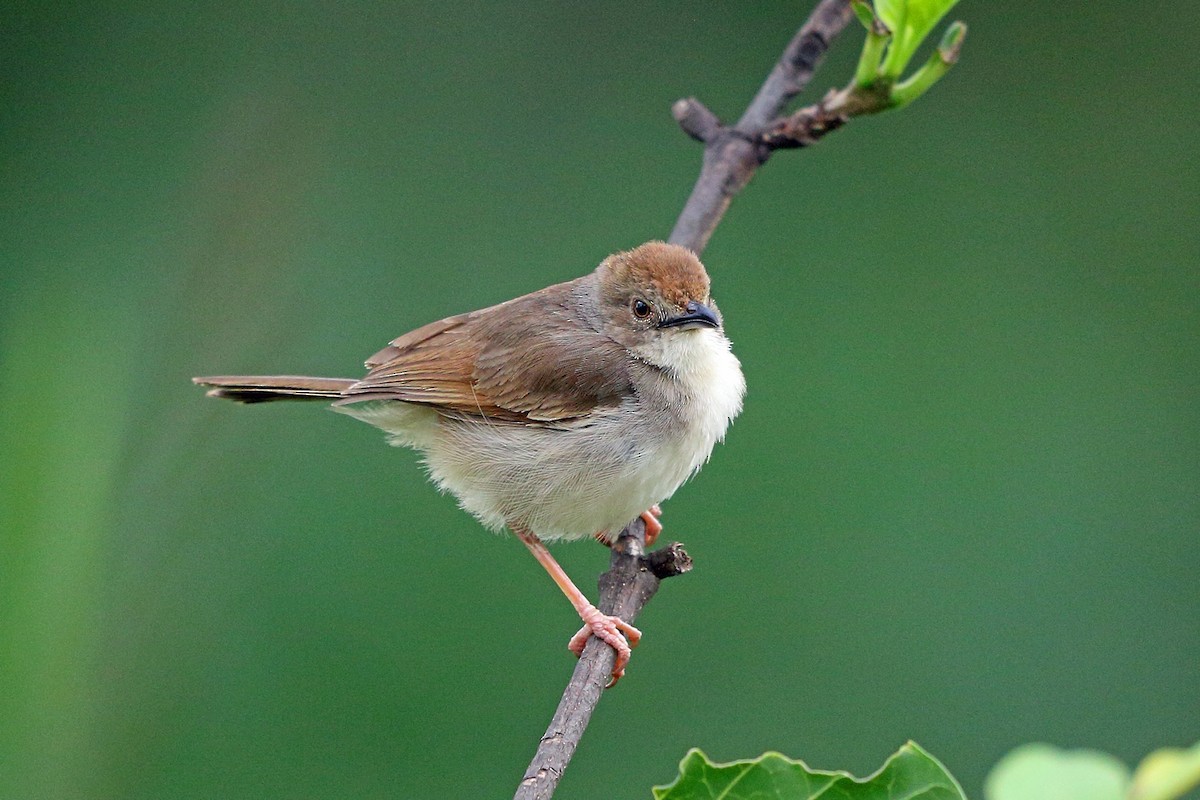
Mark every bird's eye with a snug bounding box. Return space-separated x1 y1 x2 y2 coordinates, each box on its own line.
631 299 652 319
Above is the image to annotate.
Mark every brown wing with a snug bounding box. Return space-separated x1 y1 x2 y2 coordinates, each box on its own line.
337 278 634 424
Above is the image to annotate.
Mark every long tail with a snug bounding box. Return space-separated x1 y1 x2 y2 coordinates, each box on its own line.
193 375 356 403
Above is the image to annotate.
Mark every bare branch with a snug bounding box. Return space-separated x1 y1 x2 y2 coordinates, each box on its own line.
760 84 890 149
670 0 854 254
737 0 857 133
515 3 857 796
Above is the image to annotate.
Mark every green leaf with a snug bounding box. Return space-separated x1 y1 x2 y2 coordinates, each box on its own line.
653 741 966 800
877 0 963 78
873 0 906 33
1130 741 1200 800
984 743 1130 800
852 0 878 30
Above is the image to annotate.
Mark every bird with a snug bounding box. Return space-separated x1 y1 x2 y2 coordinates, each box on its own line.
194 241 745 685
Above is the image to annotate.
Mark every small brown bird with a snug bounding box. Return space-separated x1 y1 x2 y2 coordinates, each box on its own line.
194 241 744 684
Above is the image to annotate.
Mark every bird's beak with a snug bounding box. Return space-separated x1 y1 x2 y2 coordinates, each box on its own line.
658 300 720 329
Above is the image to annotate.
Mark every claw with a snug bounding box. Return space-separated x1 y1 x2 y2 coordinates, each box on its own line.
593 504 664 548
569 604 642 687
640 504 663 546
515 524 646 686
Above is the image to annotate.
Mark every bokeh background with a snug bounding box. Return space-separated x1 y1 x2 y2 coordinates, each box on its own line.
3 2 1197 798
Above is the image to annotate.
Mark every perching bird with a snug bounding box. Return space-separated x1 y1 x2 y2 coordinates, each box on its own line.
194 241 744 684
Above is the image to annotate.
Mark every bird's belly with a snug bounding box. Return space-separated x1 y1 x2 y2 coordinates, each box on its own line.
424 410 709 541
337 370 736 541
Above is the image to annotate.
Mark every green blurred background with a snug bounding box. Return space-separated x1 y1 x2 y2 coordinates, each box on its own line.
3 2 1197 798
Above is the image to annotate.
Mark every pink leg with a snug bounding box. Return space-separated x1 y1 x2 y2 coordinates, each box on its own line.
515 526 641 687
641 504 663 547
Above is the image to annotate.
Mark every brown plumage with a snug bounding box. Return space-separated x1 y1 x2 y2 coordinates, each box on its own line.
339 279 635 423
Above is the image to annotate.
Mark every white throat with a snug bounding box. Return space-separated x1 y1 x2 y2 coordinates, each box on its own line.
644 326 745 471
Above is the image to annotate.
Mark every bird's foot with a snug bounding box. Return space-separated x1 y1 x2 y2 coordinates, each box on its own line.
568 603 642 687
592 504 664 548
640 504 663 546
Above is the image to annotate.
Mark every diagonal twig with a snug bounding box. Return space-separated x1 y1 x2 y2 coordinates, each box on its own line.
515 2 855 797
669 0 855 254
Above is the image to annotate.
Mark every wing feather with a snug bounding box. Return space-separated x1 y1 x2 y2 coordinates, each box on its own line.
337 279 633 424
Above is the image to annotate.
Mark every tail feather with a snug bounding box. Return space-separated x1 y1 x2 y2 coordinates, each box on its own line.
193 375 355 404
